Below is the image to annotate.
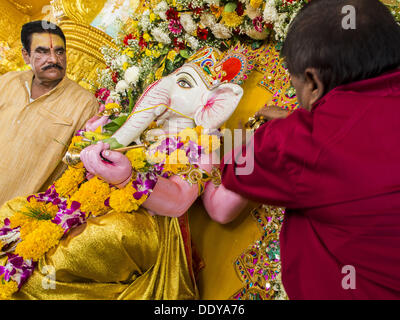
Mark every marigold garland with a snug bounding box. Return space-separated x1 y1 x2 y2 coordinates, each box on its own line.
109 183 147 213
14 221 65 261
0 277 18 300
1 124 222 298
54 163 86 197
198 134 221 154
69 177 111 217
125 148 147 171
163 149 190 174
9 213 41 239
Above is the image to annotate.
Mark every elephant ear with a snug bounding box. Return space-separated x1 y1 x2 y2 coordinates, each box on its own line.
194 83 244 130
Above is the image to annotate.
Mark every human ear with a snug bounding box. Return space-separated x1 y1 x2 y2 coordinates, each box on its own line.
22 48 31 65
304 68 325 107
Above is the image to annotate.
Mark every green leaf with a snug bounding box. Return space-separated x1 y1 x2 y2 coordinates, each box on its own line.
224 2 237 12
102 137 124 150
103 115 128 134
179 49 190 59
165 59 174 73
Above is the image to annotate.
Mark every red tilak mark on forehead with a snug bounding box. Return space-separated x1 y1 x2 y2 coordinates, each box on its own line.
49 34 53 49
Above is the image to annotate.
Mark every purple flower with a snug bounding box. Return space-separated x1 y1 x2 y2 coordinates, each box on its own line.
0 219 20 253
52 201 86 234
0 218 12 236
155 136 182 155
186 140 203 164
0 254 35 288
28 185 62 206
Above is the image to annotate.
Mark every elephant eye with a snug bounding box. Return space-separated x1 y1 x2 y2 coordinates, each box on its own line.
177 79 193 89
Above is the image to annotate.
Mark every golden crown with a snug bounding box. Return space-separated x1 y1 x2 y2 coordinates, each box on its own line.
186 43 261 89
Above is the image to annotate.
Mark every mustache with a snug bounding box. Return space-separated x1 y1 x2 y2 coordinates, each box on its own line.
42 64 63 71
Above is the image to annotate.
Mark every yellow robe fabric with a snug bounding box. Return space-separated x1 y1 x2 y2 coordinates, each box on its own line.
0 197 198 300
0 70 98 207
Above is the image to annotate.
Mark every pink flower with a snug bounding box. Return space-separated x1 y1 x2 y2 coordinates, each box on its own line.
168 19 183 35
252 16 263 32
95 88 110 102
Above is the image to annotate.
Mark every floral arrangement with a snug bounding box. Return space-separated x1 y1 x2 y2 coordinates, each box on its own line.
95 0 310 109
0 119 220 299
389 0 400 23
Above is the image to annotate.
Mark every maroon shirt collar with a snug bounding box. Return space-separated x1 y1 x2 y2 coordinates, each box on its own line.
311 68 400 111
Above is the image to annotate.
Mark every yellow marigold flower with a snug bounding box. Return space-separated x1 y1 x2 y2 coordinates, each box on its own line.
9 211 35 230
69 177 111 217
163 149 190 174
167 50 178 61
145 49 152 57
105 102 121 111
199 134 221 154
178 128 198 144
149 13 156 22
132 20 139 29
54 165 86 197
125 148 147 171
10 199 59 238
146 151 167 165
109 184 140 213
158 43 164 49
250 0 263 9
152 50 161 58
69 136 83 150
123 48 134 58
143 33 151 42
19 219 42 239
0 278 18 300
22 199 59 219
14 221 64 261
221 11 244 28
122 62 130 70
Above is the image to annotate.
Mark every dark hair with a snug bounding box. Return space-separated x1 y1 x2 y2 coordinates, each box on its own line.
21 20 66 54
281 0 400 93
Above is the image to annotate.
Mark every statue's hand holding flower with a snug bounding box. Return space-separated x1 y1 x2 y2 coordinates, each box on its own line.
80 142 132 188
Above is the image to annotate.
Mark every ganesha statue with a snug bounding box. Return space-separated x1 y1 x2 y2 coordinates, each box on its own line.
0 46 254 300
80 46 248 189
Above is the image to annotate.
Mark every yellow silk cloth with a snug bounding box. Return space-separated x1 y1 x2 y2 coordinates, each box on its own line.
189 68 274 299
0 70 98 207
0 197 198 300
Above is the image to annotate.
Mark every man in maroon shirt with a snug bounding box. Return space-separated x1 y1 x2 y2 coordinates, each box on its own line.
221 0 400 299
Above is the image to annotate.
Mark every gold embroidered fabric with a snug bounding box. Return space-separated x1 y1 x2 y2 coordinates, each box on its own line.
175 165 222 196
230 205 287 300
0 197 198 300
255 43 299 111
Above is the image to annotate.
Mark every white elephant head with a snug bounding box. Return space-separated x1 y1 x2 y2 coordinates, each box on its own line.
112 46 256 146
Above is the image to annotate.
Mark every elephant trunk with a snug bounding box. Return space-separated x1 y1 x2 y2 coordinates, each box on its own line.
112 79 171 146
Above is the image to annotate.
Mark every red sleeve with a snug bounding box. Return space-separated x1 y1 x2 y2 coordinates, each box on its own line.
221 118 303 208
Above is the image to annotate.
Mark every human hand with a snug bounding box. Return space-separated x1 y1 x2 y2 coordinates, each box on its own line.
255 105 291 121
80 141 132 188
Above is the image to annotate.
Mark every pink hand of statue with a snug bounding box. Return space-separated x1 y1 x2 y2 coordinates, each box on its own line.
80 141 132 188
85 115 111 132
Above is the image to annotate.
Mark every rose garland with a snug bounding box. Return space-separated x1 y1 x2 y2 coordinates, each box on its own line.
0 124 220 299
